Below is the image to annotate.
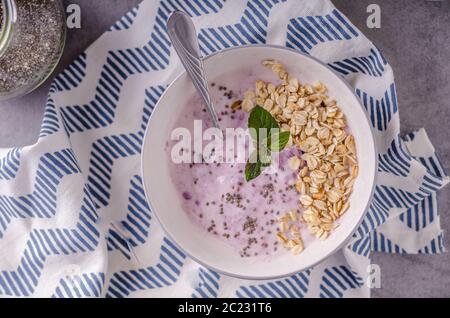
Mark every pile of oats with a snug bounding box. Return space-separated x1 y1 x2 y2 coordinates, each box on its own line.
276 210 304 255
235 60 359 255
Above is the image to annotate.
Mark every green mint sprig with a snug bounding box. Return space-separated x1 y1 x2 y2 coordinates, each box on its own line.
245 106 291 182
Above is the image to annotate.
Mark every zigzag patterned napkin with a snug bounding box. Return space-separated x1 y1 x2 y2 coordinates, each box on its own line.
0 0 448 298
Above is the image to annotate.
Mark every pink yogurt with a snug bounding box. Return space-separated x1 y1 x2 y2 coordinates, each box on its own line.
166 69 306 258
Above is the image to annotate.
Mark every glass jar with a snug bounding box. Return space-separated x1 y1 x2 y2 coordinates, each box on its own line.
0 0 66 101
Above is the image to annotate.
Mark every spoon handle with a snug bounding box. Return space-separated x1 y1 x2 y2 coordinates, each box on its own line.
167 11 220 129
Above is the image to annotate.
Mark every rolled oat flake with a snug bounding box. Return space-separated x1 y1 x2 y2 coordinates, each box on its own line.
0 0 66 100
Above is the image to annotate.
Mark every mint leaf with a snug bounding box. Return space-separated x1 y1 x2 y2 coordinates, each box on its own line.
258 146 272 166
245 147 271 181
244 106 290 182
248 106 279 144
248 105 279 131
268 131 291 152
245 160 262 182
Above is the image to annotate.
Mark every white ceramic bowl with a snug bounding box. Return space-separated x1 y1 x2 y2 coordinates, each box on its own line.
141 45 377 279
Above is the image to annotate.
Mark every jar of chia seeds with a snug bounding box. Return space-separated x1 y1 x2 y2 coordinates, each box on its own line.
0 0 66 101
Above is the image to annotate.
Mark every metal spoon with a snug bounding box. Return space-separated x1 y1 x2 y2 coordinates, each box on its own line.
167 11 220 129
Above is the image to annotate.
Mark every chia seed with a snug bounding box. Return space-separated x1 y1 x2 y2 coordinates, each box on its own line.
0 0 65 96
243 217 257 235
261 183 274 198
182 191 192 200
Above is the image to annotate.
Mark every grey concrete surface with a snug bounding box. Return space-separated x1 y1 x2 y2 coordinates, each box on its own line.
332 0 450 298
0 0 449 297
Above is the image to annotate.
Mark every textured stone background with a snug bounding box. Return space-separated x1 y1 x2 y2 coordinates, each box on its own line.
0 0 449 297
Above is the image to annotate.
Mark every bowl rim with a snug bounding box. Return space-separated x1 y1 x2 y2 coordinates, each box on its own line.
141 44 378 280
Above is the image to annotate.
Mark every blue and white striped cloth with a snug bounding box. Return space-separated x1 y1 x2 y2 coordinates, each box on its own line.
0 0 448 298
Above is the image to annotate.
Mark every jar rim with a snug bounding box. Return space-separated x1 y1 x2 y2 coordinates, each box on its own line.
0 0 15 57
0 0 67 101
